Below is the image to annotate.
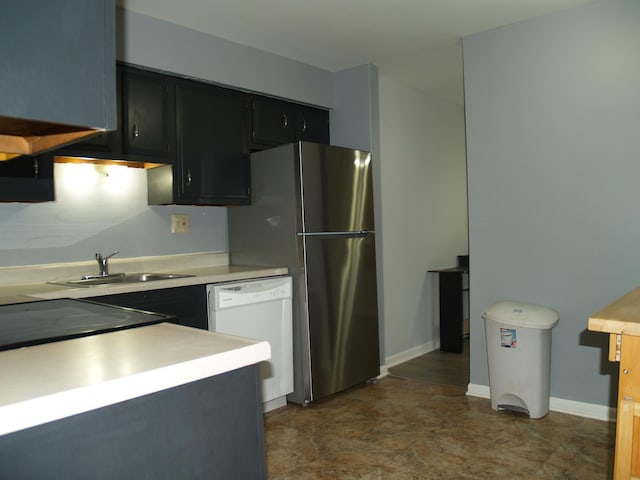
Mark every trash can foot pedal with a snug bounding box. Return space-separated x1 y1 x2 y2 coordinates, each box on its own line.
497 404 529 414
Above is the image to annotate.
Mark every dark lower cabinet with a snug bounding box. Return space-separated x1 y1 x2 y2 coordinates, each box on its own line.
0 365 266 479
89 285 208 330
0 154 54 202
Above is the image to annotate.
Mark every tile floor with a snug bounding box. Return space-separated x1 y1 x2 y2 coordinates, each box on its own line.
388 339 470 389
264 345 615 479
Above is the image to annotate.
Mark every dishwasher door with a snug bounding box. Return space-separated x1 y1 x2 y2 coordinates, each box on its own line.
207 276 293 412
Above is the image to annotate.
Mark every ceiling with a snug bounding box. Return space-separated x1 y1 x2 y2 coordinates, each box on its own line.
117 0 596 106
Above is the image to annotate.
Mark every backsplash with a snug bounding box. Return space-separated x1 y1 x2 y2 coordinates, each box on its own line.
0 163 227 267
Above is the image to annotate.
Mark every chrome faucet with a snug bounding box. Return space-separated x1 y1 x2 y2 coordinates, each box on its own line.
95 251 119 276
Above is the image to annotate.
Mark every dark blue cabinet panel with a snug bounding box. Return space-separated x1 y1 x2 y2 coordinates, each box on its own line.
0 1 116 145
0 366 266 479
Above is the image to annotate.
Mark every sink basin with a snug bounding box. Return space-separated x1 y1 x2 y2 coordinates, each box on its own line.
48 273 195 288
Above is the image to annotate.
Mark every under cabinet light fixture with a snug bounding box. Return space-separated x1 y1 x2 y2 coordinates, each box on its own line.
54 155 165 169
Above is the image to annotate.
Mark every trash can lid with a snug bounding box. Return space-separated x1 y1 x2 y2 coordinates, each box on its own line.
483 301 559 329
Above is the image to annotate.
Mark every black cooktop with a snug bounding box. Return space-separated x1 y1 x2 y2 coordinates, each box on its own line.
0 298 173 351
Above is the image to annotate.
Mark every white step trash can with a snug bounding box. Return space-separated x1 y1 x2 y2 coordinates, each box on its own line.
483 301 559 419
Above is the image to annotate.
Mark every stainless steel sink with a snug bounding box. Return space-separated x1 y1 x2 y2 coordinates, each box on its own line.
48 273 195 288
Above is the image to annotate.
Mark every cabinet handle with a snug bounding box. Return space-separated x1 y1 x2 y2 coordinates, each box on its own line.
33 159 39 179
302 118 307 133
185 169 192 187
132 124 139 139
282 114 288 128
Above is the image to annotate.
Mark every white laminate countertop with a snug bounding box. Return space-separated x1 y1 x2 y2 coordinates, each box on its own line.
0 323 270 436
0 252 288 304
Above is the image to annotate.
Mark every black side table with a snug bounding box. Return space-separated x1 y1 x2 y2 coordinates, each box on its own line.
429 265 469 353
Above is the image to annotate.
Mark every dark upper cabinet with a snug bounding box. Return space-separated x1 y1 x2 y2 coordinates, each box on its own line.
148 80 251 206
297 106 330 144
0 154 54 202
60 65 174 165
251 97 330 149
0 0 116 156
122 68 173 160
54 63 329 205
251 97 298 147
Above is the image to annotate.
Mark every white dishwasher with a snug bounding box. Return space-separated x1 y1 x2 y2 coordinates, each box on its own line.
207 276 293 412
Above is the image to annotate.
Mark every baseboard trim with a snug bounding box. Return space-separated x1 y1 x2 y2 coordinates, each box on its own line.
385 341 437 368
466 383 490 399
384 343 615 422
550 396 616 422
466 383 615 422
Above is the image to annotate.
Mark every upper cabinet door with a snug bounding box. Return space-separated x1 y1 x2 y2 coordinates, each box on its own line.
251 97 330 149
122 68 173 161
0 154 54 202
297 106 330 144
174 80 250 205
251 97 297 147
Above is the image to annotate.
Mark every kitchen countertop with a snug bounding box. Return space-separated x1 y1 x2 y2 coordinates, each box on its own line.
0 252 288 304
588 287 640 337
0 322 270 436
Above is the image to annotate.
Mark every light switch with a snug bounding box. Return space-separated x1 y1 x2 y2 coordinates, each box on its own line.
171 214 189 233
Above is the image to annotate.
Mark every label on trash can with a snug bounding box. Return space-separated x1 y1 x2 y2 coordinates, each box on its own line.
500 328 517 348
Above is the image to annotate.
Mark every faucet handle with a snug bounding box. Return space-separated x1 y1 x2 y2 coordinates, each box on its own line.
96 251 119 262
95 251 119 276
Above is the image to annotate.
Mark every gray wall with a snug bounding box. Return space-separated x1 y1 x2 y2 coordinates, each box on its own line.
331 64 378 152
0 164 227 267
463 0 640 406
117 8 333 108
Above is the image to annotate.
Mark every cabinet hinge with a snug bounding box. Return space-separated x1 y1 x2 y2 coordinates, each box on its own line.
608 333 623 363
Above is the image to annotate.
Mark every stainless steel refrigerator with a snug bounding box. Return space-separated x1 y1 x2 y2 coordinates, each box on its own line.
228 142 380 405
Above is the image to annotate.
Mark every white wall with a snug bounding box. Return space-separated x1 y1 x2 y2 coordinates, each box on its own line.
378 75 468 361
464 0 640 406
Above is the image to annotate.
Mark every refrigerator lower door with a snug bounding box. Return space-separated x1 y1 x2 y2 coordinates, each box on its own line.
302 232 380 401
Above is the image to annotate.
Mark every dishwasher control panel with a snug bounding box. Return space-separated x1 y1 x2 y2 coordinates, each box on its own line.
212 277 292 310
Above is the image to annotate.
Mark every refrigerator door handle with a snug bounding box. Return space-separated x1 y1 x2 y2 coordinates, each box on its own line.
297 230 373 238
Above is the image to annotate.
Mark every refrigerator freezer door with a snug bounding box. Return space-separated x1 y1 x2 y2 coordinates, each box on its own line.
299 143 375 234
303 232 380 400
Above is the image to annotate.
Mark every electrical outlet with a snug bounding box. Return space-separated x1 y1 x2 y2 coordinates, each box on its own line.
171 214 189 233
